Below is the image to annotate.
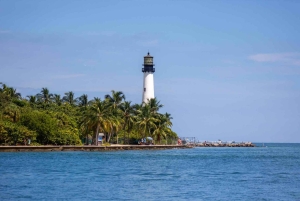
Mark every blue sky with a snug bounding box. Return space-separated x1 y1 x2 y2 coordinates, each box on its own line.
1 0 300 142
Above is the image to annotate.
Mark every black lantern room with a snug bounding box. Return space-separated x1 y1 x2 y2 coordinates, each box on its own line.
142 52 155 73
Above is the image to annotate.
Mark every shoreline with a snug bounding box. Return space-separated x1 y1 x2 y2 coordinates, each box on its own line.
0 145 191 152
0 143 257 152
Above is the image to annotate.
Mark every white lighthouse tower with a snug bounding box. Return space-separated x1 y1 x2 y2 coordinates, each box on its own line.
142 52 155 104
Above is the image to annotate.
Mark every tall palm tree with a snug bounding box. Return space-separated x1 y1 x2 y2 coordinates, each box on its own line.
136 104 158 139
79 120 93 145
80 97 102 144
153 113 173 144
82 98 111 145
52 94 62 106
106 114 123 143
77 94 89 107
0 83 21 99
120 101 136 144
7 87 21 99
89 97 100 104
27 95 37 106
105 90 125 143
37 88 53 104
0 83 8 93
105 90 125 109
147 98 163 113
63 91 77 106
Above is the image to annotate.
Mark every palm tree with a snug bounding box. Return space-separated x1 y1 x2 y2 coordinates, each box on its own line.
153 113 173 144
0 82 8 93
105 90 125 143
135 104 158 140
7 87 21 99
82 98 111 145
79 122 91 145
106 114 122 143
120 101 136 144
37 88 53 104
0 83 21 99
105 90 125 109
52 94 62 106
89 97 100 104
27 95 37 106
63 91 77 106
147 98 163 113
77 94 89 107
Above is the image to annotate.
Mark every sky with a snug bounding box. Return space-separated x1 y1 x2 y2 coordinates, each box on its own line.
1 0 300 142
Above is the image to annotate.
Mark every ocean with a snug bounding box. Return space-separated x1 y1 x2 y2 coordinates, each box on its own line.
0 143 299 200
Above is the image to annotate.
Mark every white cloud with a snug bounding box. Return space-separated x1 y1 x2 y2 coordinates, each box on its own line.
249 52 300 66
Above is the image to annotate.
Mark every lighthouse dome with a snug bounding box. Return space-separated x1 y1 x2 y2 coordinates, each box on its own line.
144 52 153 65
144 52 153 58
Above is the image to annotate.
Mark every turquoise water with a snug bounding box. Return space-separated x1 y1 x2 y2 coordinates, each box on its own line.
0 143 300 200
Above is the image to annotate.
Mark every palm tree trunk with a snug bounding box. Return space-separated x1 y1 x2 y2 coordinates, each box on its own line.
107 132 112 143
107 125 113 143
95 123 100 145
122 119 127 145
86 133 89 145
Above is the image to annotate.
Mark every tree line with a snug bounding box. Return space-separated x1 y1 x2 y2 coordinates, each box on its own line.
0 82 178 145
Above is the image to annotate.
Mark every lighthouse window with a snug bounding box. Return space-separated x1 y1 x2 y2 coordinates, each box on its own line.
144 88 146 92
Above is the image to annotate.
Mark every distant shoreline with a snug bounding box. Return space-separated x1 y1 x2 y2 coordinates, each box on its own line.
195 142 255 147
0 143 259 152
0 145 191 152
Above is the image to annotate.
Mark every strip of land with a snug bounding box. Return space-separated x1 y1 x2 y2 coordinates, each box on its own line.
0 142 256 152
0 145 191 152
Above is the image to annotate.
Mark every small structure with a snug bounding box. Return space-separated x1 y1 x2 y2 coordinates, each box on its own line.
138 137 154 145
98 133 105 145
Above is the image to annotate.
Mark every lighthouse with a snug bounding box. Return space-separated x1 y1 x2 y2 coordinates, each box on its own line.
142 52 155 103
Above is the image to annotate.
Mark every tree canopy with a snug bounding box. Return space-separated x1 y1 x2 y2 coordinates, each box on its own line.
0 83 178 145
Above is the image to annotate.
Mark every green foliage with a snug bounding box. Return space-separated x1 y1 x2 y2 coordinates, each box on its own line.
21 110 55 144
0 87 12 108
12 99 28 107
102 142 111 146
20 109 81 145
3 103 21 123
0 120 36 145
0 82 178 145
28 142 41 146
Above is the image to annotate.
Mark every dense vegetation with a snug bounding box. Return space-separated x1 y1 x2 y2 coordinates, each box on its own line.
0 82 178 145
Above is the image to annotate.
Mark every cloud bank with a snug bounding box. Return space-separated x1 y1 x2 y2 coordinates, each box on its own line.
249 52 300 66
